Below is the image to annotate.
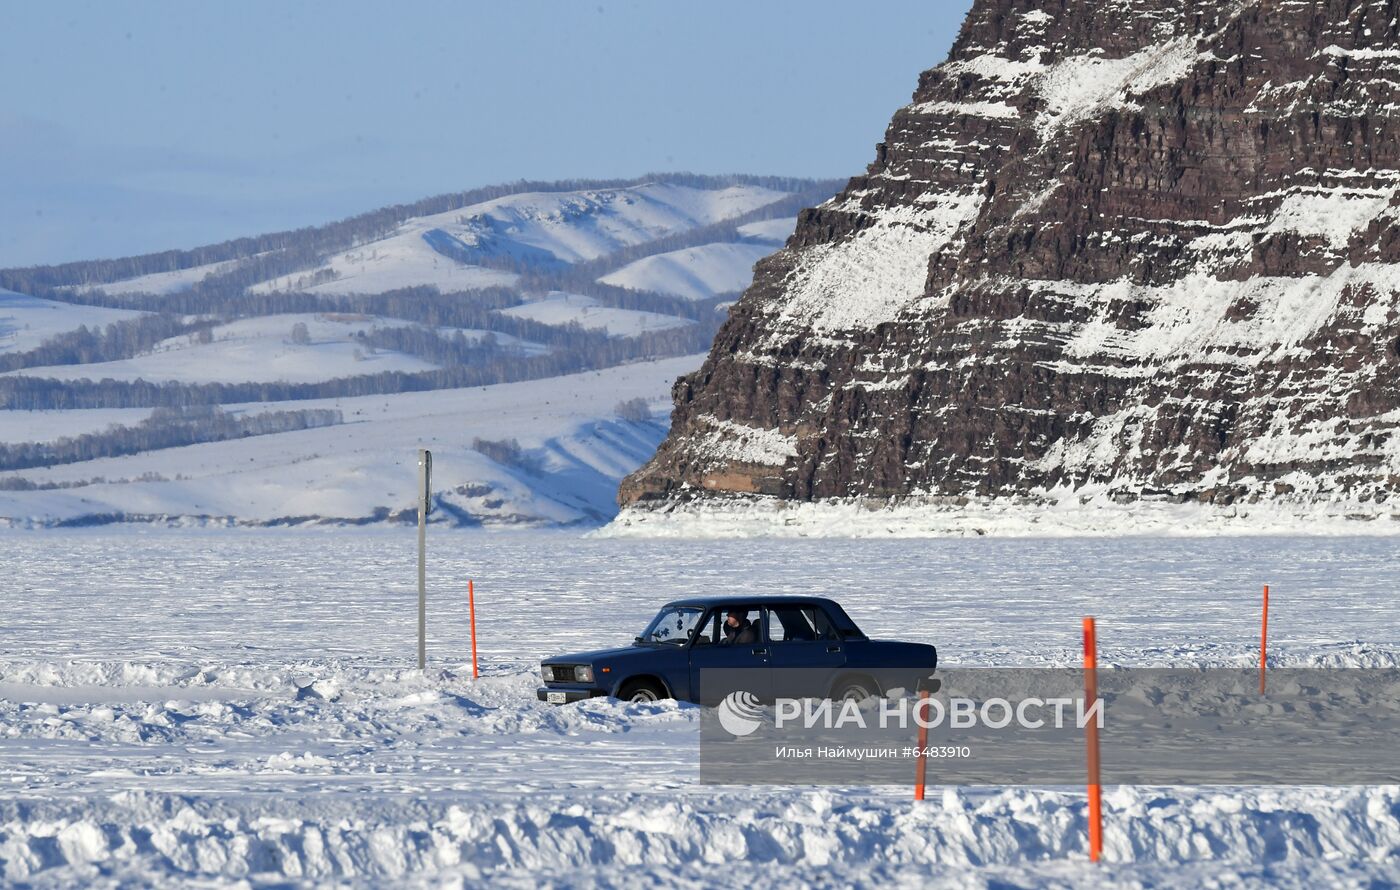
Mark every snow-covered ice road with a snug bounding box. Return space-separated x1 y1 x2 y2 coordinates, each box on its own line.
1 529 1398 887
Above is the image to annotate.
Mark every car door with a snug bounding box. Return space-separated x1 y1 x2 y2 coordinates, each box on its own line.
688 606 772 704
765 604 848 699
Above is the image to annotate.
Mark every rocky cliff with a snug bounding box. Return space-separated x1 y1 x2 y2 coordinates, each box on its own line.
617 0 1400 533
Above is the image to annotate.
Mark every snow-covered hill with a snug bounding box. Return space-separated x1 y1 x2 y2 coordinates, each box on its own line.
246 182 789 297
0 356 700 528
248 243 518 296
72 258 248 297
58 180 799 301
499 292 693 338
3 313 552 386
0 291 145 354
0 175 838 528
601 241 783 302
6 314 443 385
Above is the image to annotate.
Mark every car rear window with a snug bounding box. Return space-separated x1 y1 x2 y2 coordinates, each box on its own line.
765 606 841 642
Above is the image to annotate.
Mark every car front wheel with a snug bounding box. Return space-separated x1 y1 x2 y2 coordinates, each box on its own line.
832 676 879 702
618 678 666 702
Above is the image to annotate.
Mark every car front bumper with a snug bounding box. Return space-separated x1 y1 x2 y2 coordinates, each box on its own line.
537 686 604 704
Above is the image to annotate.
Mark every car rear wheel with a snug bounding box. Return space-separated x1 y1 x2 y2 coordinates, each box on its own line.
832 676 879 702
618 678 666 702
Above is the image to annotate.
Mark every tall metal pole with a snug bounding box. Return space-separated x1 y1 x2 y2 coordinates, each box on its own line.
418 449 431 671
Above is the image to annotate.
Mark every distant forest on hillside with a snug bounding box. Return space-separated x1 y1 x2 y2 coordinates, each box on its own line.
0 405 343 474
0 174 842 417
0 174 833 296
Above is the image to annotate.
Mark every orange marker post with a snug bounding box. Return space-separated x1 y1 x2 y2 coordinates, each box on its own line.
469 579 480 679
1083 616 1103 863
914 687 930 801
1259 584 1269 695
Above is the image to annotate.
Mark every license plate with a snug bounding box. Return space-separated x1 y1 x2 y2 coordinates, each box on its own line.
547 691 567 704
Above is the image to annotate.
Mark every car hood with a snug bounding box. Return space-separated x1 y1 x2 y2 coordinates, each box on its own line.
542 645 655 664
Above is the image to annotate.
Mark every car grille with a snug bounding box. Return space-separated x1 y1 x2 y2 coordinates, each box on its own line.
552 665 578 683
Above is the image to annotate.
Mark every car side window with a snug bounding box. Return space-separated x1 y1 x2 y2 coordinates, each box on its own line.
812 608 842 641
765 609 783 642
766 607 821 643
716 607 761 645
691 610 720 647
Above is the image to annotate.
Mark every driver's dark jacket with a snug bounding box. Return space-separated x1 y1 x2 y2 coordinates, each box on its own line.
722 619 758 645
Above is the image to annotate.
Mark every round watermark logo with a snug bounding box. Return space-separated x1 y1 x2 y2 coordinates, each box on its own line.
717 690 764 737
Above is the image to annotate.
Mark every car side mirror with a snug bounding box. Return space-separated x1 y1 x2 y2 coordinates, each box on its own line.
634 636 644 645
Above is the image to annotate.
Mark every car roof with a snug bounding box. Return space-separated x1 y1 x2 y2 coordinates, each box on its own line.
662 596 843 609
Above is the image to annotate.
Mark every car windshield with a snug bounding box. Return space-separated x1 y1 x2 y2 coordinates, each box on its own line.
639 606 704 645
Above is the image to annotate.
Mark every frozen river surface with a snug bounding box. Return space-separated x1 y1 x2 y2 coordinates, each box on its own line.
1 529 1398 887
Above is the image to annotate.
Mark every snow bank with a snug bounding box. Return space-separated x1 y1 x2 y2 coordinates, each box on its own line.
604 495 1400 539
4 654 1399 886
0 662 693 747
5 785 1399 886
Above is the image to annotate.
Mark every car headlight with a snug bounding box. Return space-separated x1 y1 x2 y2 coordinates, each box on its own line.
542 664 555 682
575 665 594 684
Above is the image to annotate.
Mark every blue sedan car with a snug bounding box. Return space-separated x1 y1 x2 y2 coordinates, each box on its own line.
537 596 937 704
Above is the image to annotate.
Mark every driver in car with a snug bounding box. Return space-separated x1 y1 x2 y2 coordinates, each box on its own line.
721 610 758 645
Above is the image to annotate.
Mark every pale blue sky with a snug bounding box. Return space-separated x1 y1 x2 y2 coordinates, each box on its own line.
1 1 971 267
